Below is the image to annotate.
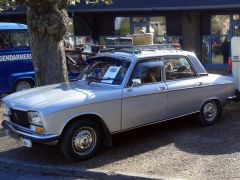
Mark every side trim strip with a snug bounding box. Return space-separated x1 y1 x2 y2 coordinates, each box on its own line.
111 111 200 134
166 83 234 93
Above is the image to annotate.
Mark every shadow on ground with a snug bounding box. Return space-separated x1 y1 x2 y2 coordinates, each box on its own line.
0 128 6 138
0 102 240 169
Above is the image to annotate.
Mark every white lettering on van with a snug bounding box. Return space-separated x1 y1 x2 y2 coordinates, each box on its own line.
0 53 32 62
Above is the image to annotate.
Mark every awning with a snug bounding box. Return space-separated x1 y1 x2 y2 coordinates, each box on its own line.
69 0 240 12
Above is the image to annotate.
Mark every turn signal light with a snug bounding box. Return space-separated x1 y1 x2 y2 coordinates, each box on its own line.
228 57 232 73
35 127 44 134
30 125 44 134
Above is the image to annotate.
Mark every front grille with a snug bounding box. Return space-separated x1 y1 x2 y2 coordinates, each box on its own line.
10 109 30 128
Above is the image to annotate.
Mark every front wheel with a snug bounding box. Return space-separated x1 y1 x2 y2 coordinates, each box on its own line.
198 100 222 125
60 120 103 161
14 80 33 92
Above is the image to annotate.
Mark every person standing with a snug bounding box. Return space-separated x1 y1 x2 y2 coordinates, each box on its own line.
221 38 230 64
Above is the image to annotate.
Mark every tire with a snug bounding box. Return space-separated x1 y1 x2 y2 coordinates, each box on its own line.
60 120 103 161
198 100 222 125
14 80 33 92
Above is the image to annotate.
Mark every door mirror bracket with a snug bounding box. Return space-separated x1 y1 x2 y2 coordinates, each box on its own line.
132 79 142 88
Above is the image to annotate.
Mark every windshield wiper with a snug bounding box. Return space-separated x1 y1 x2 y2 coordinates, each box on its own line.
86 77 115 85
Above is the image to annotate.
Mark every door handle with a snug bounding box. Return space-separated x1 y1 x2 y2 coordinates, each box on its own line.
195 82 202 86
157 87 166 91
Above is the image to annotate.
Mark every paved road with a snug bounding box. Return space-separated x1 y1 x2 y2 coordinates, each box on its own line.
1 102 240 179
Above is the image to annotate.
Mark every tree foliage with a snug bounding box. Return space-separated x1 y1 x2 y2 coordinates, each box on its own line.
0 0 14 11
0 0 112 86
0 0 112 12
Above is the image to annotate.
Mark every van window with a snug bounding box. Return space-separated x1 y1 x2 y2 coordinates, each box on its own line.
0 31 30 50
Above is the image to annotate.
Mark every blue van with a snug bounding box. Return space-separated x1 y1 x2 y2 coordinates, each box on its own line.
0 23 82 95
0 23 34 94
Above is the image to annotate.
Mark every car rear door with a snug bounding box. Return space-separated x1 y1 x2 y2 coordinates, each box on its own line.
122 58 168 130
164 56 204 118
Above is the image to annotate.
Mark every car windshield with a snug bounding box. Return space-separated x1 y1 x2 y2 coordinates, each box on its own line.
79 57 131 85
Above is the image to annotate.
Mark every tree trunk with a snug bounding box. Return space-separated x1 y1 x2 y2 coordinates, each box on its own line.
26 2 69 86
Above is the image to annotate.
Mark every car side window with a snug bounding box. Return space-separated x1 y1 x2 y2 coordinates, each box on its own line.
164 57 196 81
130 59 163 85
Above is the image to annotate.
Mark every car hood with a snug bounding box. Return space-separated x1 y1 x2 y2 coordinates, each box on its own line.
2 81 122 113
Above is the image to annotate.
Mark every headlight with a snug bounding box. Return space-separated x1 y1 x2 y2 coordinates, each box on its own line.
1 102 11 116
28 111 43 126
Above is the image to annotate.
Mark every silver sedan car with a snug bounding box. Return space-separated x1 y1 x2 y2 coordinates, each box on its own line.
1 49 237 161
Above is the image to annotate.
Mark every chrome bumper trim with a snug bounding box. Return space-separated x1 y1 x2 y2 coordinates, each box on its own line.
1 120 59 143
228 95 237 100
227 95 237 101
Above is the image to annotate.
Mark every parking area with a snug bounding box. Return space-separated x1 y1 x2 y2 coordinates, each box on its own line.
1 102 240 179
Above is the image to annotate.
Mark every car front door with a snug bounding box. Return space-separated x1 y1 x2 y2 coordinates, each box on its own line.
164 56 204 118
122 58 168 130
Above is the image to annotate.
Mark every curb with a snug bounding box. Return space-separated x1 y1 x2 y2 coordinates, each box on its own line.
0 157 161 179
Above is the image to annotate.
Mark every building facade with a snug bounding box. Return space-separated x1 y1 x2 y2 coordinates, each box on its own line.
1 0 240 70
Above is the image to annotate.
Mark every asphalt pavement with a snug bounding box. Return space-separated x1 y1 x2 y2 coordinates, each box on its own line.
1 102 240 179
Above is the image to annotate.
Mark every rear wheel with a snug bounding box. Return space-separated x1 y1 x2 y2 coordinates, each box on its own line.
60 120 103 161
14 80 33 92
198 100 222 125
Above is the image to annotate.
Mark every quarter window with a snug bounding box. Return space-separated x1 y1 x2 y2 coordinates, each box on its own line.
165 57 196 80
130 59 162 85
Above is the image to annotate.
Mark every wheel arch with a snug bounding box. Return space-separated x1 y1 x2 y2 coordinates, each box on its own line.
11 77 35 92
8 72 35 92
60 113 112 146
201 97 222 109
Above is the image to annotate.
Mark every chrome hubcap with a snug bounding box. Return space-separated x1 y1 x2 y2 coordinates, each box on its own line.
72 127 96 156
203 102 217 122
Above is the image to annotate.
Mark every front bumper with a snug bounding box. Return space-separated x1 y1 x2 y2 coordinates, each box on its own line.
1 120 60 143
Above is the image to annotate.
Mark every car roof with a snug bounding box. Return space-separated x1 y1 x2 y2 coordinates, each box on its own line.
97 49 207 75
137 49 188 59
98 49 192 61
0 22 27 30
137 44 178 49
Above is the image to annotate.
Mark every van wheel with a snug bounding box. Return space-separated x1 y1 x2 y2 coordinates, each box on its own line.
60 120 103 161
14 80 33 92
198 100 222 125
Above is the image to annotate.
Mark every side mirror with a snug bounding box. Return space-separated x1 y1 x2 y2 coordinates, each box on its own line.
132 79 142 87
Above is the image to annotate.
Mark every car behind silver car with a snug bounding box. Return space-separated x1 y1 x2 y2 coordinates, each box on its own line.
1 49 237 161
